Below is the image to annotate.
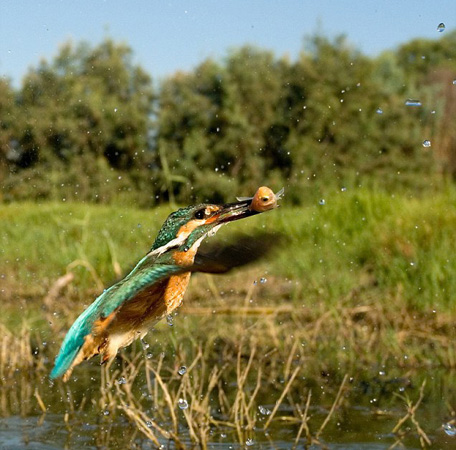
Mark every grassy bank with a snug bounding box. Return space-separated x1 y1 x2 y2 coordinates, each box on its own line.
2 186 456 309
1 187 456 368
1 188 456 447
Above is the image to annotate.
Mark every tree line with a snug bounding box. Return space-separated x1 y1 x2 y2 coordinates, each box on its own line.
1 32 455 206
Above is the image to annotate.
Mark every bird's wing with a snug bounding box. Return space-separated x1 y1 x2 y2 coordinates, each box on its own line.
50 258 184 379
195 232 282 273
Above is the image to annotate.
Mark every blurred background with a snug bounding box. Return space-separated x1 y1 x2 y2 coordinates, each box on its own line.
1 1 455 205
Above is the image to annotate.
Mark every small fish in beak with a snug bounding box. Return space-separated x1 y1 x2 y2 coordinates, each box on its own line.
244 186 284 212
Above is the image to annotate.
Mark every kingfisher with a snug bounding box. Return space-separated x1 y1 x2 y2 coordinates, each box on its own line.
51 187 282 381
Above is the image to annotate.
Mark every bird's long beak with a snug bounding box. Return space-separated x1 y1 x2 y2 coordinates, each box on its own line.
215 199 258 224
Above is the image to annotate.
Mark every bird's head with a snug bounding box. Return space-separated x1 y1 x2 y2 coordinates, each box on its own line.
150 199 258 260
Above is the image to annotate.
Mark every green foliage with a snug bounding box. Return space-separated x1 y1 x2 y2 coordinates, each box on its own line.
156 35 441 204
396 30 456 79
395 30 456 176
1 39 157 205
0 78 18 170
1 32 455 204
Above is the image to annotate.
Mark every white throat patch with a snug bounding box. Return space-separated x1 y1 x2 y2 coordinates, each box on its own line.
147 223 224 258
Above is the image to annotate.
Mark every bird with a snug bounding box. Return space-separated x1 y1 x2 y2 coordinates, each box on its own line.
51 190 281 381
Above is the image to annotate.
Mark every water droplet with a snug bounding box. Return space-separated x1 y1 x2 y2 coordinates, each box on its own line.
178 366 187 376
141 339 150 350
260 277 267 284
437 23 445 33
405 99 422 107
258 405 271 415
376 108 383 114
246 438 255 446
253 280 258 285
452 80 456 85
146 420 153 428
103 410 110 416
220 433 227 438
166 315 174 327
341 187 347 192
443 422 456 436
422 140 431 148
114 107 118 112
319 199 326 206
146 353 153 359
117 377 126 385
178 398 188 410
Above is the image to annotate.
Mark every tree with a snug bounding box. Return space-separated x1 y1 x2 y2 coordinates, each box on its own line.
280 35 436 200
4 39 156 204
156 47 286 202
396 31 456 177
0 78 16 172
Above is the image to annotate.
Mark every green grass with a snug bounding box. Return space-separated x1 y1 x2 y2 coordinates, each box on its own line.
2 186 456 313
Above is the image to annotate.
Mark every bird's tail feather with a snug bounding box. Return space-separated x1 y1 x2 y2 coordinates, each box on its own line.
50 343 82 379
50 298 101 379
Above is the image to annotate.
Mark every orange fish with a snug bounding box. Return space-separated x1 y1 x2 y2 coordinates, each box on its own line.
237 186 284 212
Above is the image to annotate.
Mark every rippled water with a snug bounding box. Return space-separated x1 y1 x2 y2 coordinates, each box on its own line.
1 368 456 449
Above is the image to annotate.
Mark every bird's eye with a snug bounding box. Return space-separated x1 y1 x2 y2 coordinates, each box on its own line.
195 209 205 219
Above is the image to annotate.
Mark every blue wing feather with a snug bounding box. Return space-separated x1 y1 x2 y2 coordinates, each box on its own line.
50 257 184 379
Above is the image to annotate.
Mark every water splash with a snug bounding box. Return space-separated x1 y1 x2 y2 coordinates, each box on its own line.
178 398 189 410
405 99 422 107
258 405 271 415
442 422 456 436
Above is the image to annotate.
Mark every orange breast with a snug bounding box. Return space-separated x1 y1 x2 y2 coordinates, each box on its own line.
105 273 192 335
65 272 193 380
164 273 191 312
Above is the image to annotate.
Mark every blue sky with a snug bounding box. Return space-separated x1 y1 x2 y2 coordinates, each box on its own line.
0 1 455 87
